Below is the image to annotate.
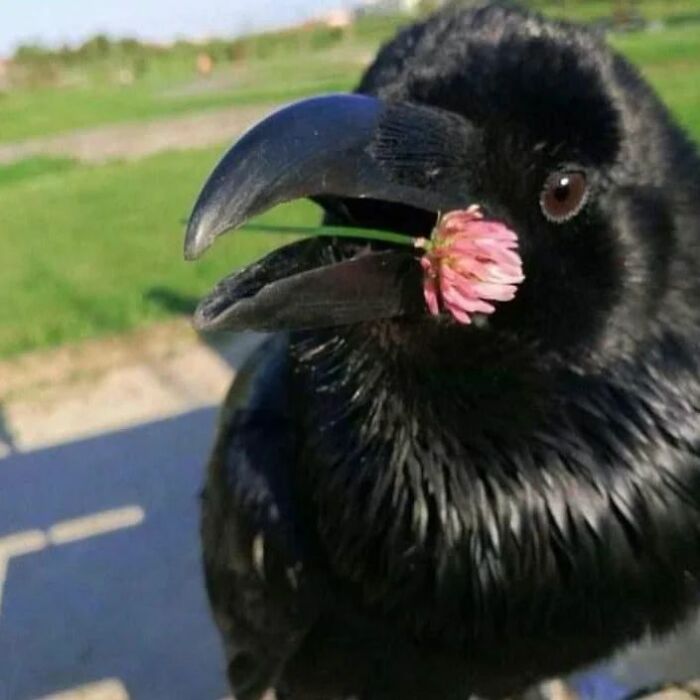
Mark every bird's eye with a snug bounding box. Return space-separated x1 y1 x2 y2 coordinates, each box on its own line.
540 171 588 223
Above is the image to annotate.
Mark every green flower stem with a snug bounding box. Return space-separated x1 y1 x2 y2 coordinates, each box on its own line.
241 223 417 247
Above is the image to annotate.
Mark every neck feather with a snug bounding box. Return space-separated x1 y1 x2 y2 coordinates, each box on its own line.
288 323 700 664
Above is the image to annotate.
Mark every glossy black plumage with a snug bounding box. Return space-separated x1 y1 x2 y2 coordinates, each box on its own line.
198 4 700 699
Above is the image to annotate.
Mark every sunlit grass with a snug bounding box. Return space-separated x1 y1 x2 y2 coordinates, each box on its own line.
0 146 317 357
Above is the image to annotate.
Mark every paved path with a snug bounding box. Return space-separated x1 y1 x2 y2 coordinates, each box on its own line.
0 406 227 700
0 328 263 699
0 323 264 453
0 104 275 166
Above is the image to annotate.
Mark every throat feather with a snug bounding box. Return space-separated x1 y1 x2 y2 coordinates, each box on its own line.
289 326 700 649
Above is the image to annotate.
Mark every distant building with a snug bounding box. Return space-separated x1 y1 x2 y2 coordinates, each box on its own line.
322 8 354 29
196 52 214 76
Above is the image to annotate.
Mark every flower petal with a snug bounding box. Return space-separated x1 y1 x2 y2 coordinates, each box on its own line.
442 285 496 314
469 281 519 302
420 207 524 324
423 273 440 316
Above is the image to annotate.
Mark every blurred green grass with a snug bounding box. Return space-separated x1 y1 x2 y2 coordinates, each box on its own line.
0 16 699 359
0 17 395 144
613 25 700 136
0 146 316 357
531 0 700 23
0 157 78 187
0 58 357 144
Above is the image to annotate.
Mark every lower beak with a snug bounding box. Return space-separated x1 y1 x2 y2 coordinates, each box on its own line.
193 238 424 332
184 93 479 332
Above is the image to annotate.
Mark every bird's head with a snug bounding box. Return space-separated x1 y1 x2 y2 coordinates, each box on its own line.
185 3 696 363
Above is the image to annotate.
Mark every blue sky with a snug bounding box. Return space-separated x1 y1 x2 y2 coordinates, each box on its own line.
1 0 358 56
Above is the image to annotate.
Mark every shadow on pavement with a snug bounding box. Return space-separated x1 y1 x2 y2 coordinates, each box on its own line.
0 408 228 700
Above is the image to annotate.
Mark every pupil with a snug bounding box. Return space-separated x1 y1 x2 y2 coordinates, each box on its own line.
554 180 571 202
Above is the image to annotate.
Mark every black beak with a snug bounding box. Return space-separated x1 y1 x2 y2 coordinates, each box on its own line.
185 93 479 332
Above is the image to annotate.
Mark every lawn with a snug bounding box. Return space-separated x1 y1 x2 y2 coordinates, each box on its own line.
613 24 700 136
0 148 316 357
0 16 401 144
532 0 700 23
0 52 359 144
0 19 699 359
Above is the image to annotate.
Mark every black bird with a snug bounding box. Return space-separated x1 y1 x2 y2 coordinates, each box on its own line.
184 4 700 700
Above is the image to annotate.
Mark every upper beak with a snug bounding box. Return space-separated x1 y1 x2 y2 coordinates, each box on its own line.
184 93 479 332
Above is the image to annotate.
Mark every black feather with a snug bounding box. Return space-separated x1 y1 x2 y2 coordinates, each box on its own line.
201 4 700 700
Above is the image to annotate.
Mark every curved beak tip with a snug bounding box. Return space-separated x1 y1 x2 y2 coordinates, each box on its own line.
183 217 213 261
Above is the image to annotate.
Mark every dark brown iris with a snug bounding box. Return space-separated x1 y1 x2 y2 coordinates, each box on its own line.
540 171 588 223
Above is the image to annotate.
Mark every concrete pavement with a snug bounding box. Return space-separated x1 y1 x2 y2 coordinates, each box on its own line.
0 104 274 166
0 324 264 454
0 326 262 699
0 407 227 699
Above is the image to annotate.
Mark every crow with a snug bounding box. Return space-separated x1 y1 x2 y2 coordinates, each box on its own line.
183 4 700 700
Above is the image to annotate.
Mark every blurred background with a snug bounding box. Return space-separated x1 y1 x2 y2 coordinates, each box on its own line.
0 1 698 698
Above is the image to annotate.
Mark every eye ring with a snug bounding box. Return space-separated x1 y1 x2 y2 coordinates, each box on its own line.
540 170 589 224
